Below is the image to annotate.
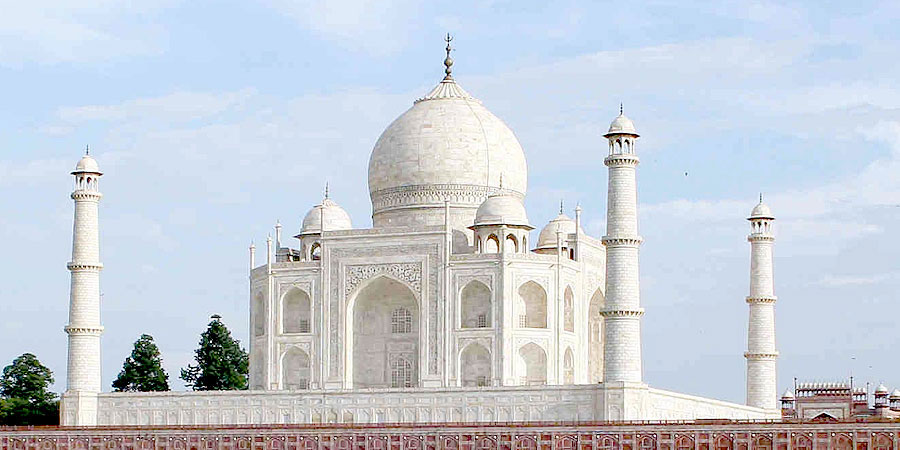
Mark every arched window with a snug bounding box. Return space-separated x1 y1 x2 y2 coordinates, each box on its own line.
753 436 771 450
564 286 574 332
460 281 491 328
714 436 732 450
391 307 412 334
873 434 893 450
793 433 812 450
505 234 517 253
675 436 693 450
563 347 574 384
282 288 311 333
517 281 547 328
390 357 413 388
830 435 850 450
310 242 321 260
485 234 500 253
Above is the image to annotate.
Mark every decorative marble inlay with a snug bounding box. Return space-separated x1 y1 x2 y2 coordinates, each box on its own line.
345 263 422 298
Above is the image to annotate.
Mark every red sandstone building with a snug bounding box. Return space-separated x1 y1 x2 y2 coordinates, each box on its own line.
3 420 900 450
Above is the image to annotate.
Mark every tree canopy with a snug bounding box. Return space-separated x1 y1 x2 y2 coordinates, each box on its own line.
180 316 249 391
0 353 58 425
112 334 170 392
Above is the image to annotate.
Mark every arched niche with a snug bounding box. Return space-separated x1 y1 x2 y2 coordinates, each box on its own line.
563 286 574 332
460 280 491 328
517 281 547 328
282 288 311 333
349 276 419 389
281 347 310 389
460 343 491 387
563 347 574 384
588 288 605 383
517 342 547 385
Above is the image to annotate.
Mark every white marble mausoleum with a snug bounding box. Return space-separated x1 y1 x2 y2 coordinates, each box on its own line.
59 39 782 426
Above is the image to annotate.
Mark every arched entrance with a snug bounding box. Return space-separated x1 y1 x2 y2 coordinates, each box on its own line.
349 276 419 388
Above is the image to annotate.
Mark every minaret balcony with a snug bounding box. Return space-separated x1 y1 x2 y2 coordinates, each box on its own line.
744 351 779 360
64 325 104 336
600 236 643 247
71 190 103 200
745 296 777 304
604 154 640 167
67 262 104 271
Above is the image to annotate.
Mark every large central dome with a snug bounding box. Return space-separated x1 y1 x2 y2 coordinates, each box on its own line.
368 62 528 231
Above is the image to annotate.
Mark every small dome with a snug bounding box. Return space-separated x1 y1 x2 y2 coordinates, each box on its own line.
781 389 795 400
73 155 101 174
875 384 889 395
473 192 531 228
889 389 900 399
535 213 583 249
604 112 638 137
750 201 774 219
299 197 352 235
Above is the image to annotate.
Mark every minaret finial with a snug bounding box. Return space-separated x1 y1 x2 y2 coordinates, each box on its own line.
619 103 624 115
559 199 564 215
324 182 330 199
499 173 504 189
85 144 90 156
443 33 454 80
759 192 763 203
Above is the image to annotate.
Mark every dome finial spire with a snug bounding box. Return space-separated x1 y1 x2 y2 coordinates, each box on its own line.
443 33 454 80
85 144 90 156
559 199 564 215
499 173 504 189
619 103 624 115
324 182 330 199
759 192 763 203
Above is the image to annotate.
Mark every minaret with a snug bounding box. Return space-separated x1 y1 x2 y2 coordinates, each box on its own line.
601 106 644 383
62 149 104 426
745 195 778 409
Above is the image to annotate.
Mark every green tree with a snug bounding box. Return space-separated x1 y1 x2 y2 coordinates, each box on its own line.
112 334 170 392
180 315 249 390
0 353 59 425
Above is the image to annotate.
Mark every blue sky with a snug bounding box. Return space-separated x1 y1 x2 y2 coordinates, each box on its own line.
2 0 899 403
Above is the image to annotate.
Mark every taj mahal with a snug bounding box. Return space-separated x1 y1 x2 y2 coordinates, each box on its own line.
59 39 783 426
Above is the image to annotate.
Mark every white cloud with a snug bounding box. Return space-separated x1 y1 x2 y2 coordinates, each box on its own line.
817 273 897 287
0 1 174 66
57 89 258 124
262 0 421 54
0 157 73 186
